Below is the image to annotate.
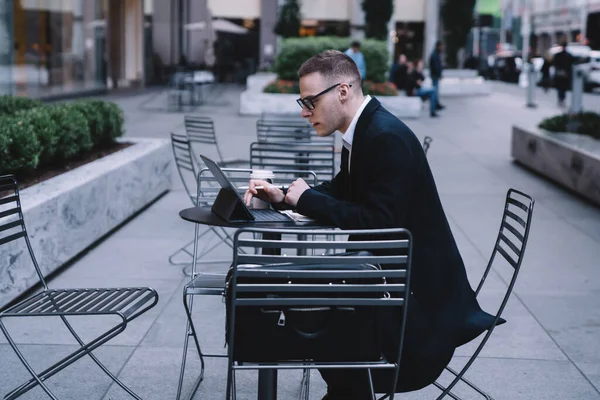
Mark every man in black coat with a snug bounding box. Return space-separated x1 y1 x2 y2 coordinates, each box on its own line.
244 50 498 399
553 40 574 107
428 40 445 110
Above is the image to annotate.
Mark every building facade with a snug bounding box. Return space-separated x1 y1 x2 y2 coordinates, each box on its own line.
207 0 431 68
0 0 440 98
501 0 600 55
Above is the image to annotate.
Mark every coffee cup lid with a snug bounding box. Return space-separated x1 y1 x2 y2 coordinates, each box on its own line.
250 169 275 178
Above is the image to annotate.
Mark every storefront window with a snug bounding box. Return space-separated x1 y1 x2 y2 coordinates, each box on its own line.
0 0 14 94
10 0 107 98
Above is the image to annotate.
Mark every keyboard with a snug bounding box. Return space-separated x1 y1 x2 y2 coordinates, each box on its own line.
250 209 292 222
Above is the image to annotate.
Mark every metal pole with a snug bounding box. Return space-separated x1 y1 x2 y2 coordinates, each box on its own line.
526 62 537 107
570 65 584 113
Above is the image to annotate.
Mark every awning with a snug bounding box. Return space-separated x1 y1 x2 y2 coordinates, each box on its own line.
184 19 248 34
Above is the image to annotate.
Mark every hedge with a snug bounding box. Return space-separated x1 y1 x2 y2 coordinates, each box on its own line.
274 36 389 83
0 95 43 116
0 96 125 177
538 112 600 140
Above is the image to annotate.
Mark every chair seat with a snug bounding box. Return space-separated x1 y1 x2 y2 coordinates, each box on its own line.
1 287 157 320
186 273 227 295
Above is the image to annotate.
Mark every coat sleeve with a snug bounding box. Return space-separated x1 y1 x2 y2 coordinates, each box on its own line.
296 132 415 229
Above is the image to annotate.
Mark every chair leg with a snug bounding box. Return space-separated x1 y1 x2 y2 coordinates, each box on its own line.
225 364 233 400
1 316 127 400
299 368 310 400
169 226 236 270
367 369 377 400
58 315 144 399
0 320 59 400
176 291 206 400
434 381 462 400
439 366 494 400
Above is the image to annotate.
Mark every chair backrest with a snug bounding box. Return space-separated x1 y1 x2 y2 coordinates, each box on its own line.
249 141 335 183
477 188 534 319
228 227 412 368
196 167 319 207
184 115 225 162
170 132 198 204
0 175 47 290
256 118 334 145
422 136 433 155
260 112 304 120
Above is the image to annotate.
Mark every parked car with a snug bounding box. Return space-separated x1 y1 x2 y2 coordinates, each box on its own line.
586 50 600 92
488 50 522 83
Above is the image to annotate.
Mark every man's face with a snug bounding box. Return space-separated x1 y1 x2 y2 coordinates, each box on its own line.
298 72 344 137
352 46 360 53
399 55 407 64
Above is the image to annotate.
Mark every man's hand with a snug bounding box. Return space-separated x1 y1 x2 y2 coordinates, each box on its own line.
243 179 285 207
284 178 310 207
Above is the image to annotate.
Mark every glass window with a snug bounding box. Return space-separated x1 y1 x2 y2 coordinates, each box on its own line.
10 0 107 98
0 0 14 94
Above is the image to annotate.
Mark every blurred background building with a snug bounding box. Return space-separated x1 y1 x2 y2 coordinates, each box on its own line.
0 0 598 99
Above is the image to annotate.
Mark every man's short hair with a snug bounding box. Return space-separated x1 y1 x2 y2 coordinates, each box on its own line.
351 41 361 48
298 50 362 84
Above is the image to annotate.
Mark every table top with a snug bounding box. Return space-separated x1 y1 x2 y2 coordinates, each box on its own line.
179 206 327 229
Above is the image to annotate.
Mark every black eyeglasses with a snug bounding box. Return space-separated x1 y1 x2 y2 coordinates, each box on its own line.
296 83 352 110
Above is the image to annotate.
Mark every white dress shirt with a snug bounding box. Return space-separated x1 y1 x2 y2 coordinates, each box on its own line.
340 95 372 173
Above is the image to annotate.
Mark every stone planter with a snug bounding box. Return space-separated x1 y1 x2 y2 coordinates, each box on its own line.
422 77 491 97
0 138 172 308
511 126 600 206
240 73 422 118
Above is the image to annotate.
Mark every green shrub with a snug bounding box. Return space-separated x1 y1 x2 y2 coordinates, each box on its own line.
362 81 398 96
0 95 43 116
46 104 92 160
539 112 600 140
0 116 42 175
68 100 104 146
274 36 389 83
264 79 300 94
14 107 60 164
65 99 124 146
96 101 125 145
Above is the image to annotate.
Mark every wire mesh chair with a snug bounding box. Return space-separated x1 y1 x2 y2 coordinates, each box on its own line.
175 169 320 400
250 141 336 184
422 136 433 155
0 175 159 400
432 188 535 400
226 227 413 400
169 133 237 271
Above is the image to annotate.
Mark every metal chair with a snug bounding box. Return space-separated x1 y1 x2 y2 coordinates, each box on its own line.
175 168 320 400
0 175 159 400
256 118 334 145
250 141 336 184
185 115 248 167
422 136 433 155
169 133 237 270
226 227 413 400
167 72 194 112
433 188 535 400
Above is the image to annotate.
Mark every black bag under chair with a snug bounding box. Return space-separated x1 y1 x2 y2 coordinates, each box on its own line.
224 261 385 363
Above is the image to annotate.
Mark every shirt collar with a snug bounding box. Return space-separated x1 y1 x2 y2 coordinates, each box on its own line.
341 95 371 149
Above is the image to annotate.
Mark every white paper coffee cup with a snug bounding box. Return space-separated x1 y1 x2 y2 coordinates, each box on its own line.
249 169 275 183
249 170 275 209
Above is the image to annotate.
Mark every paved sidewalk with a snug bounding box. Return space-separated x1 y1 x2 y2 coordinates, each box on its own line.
1 83 600 399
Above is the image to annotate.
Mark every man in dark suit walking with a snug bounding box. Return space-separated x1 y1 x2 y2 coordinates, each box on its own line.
245 50 497 400
429 40 446 114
